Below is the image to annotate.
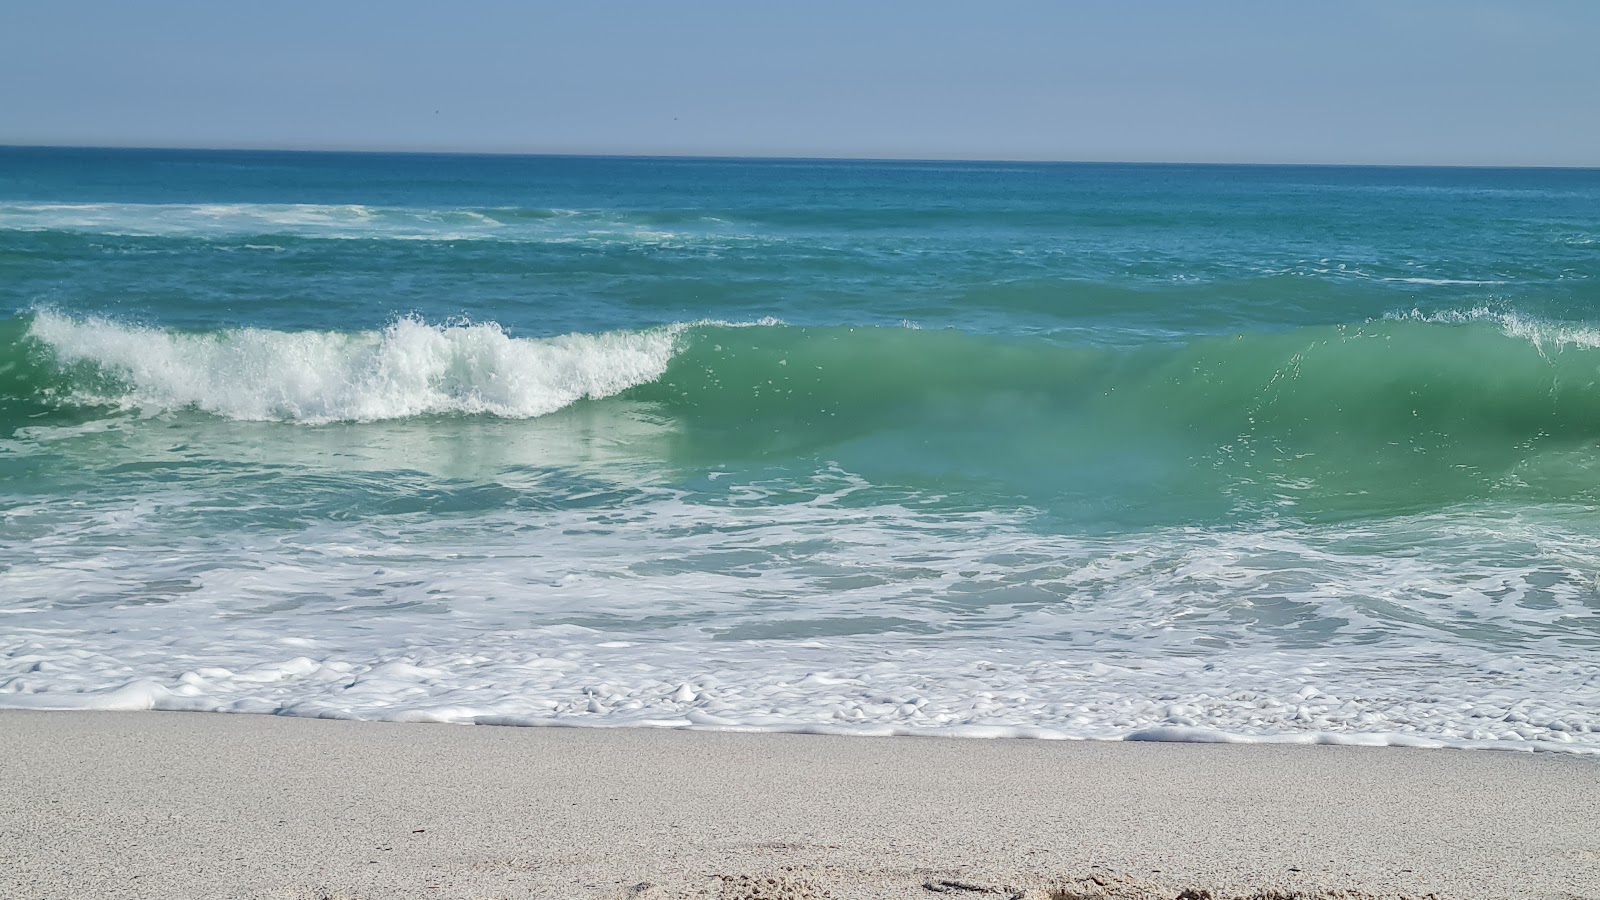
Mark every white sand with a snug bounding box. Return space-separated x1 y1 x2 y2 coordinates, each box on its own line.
2 711 1596 899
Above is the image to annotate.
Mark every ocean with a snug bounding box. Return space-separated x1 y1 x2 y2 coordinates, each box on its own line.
2 147 1598 750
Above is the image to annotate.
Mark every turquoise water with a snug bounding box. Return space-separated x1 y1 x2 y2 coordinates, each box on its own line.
3 148 1599 748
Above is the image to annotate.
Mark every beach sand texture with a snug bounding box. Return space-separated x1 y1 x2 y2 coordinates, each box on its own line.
2 711 1596 899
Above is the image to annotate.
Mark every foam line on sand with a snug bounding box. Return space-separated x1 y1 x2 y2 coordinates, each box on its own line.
2 711 1597 899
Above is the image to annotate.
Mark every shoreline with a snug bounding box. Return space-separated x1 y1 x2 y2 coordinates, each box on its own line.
3 710 1597 899
10 686 1599 756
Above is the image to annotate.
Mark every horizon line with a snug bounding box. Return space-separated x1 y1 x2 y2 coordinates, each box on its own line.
2 142 1597 172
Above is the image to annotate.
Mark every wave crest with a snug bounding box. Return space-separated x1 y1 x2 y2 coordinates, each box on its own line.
26 312 684 423
1385 306 1600 352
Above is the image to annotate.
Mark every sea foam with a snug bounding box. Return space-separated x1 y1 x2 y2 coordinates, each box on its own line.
0 201 752 247
2 482 1598 752
1385 305 1600 351
28 311 683 423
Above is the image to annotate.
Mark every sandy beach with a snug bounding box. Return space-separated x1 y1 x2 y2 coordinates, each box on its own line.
1 711 1595 899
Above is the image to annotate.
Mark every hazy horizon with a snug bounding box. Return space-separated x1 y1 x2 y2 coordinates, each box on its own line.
4 1 1598 168
5 144 1600 172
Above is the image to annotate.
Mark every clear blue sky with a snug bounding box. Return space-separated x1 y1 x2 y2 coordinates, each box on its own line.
3 0 1596 166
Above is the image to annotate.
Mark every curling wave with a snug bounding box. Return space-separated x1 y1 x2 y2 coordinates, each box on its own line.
11 311 683 424
10 308 1600 453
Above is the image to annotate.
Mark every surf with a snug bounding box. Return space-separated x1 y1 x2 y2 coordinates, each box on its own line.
13 309 1600 443
12 308 1600 520
10 310 683 424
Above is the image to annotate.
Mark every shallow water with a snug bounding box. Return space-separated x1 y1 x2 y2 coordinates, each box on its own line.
3 148 1599 749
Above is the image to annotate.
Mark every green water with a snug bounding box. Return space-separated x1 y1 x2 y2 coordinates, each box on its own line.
2 149 1598 747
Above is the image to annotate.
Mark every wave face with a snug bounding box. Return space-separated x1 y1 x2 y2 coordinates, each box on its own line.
13 310 1600 519
17 309 1600 432
5 150 1600 751
640 313 1600 442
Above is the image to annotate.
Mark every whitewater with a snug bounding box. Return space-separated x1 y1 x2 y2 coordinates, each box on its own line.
3 148 1600 752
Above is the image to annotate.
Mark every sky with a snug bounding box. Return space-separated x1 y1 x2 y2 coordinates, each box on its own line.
2 0 1597 166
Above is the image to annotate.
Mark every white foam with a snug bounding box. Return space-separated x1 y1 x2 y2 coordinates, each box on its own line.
0 201 762 247
28 311 684 423
1380 276 1508 286
1386 306 1600 351
2 463 1598 753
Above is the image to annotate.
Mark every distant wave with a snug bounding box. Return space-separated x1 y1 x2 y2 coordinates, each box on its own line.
0 201 754 246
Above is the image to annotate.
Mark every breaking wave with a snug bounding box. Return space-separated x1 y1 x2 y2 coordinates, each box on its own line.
9 307 1600 456
10 311 683 423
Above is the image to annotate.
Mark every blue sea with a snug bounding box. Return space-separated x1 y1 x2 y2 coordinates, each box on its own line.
3 147 1598 750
